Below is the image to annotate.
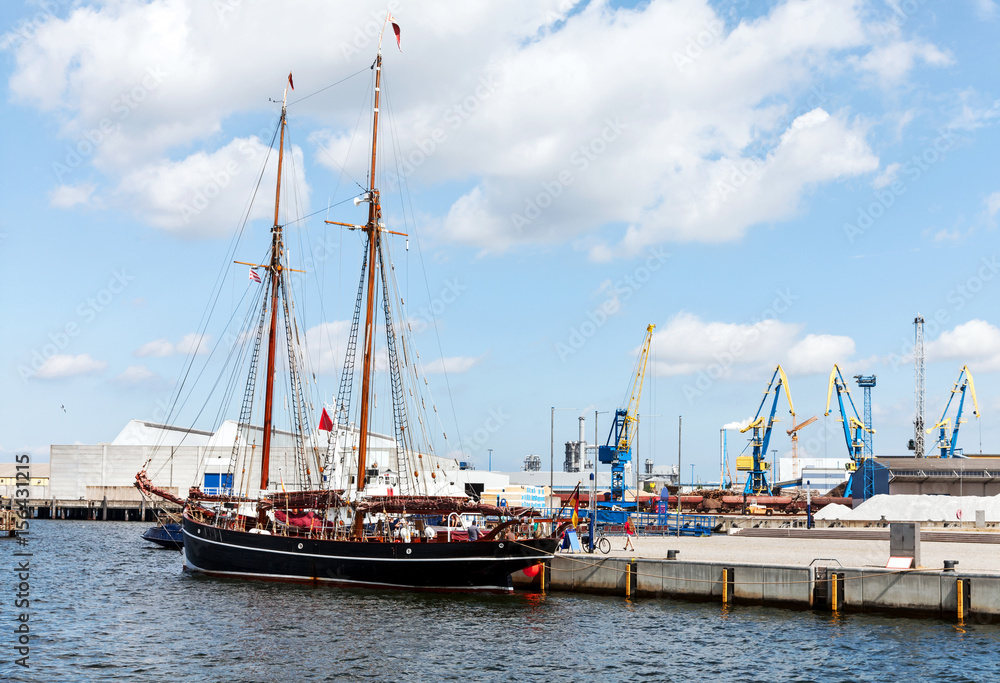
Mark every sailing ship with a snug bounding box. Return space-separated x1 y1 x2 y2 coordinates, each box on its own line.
136 28 561 592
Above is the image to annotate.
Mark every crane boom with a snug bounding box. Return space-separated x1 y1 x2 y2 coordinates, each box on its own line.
600 324 655 502
738 365 795 495
927 365 980 458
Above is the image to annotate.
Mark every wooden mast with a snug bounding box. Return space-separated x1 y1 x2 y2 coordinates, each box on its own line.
352 50 383 538
259 87 288 493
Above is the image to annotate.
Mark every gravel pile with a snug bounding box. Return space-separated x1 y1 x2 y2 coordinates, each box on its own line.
815 494 1000 522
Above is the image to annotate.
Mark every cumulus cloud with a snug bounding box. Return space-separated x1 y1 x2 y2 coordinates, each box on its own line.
422 354 485 375
4 0 948 252
785 334 856 375
135 333 211 357
926 319 1000 371
50 183 98 208
649 312 857 379
112 364 165 388
35 353 107 379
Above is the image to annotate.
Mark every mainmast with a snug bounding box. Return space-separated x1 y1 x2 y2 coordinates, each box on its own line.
354 50 383 510
259 85 289 492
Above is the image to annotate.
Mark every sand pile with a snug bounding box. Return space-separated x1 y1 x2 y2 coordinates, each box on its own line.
815 494 1000 522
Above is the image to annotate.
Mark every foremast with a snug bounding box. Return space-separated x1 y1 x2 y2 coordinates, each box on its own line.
259 84 289 493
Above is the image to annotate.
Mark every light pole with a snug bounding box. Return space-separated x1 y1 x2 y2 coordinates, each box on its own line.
677 415 682 537
488 448 493 472
591 409 608 553
550 407 578 510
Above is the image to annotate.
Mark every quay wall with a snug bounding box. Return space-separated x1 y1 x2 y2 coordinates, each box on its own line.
521 556 1000 621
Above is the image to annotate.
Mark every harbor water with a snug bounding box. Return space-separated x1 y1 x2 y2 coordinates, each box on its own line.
5 521 999 682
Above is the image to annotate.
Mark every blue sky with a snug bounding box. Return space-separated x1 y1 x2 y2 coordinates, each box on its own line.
3 0 1000 484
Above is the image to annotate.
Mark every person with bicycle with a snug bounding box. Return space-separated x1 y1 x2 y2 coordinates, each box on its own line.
623 516 636 551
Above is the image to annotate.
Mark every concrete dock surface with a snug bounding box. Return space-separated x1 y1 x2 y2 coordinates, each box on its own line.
575 533 1000 574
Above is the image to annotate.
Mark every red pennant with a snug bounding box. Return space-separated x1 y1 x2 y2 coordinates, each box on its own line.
318 407 333 431
287 72 294 90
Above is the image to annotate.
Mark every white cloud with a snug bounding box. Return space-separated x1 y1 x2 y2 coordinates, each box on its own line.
872 162 901 189
649 312 857 379
116 137 309 238
926 319 1000 370
785 334 856 375
112 364 163 387
50 183 98 208
649 312 801 377
854 40 953 87
985 192 1000 225
6 0 944 253
723 419 752 430
135 333 210 357
973 0 998 20
35 353 107 379
422 354 485 375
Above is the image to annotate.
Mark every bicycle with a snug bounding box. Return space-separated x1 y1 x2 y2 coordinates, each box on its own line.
589 530 611 554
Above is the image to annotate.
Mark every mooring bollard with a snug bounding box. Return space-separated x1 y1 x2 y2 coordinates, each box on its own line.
832 574 839 613
722 568 728 604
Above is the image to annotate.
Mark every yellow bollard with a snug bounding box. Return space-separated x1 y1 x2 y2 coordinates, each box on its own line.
831 574 838 612
957 579 964 620
626 562 632 598
722 568 728 604
541 562 546 593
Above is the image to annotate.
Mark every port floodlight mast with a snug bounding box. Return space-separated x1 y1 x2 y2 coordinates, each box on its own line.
599 324 655 504
927 365 980 458
825 364 875 499
738 365 795 495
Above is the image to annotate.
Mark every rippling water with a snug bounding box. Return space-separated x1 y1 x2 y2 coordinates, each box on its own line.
5 521 998 682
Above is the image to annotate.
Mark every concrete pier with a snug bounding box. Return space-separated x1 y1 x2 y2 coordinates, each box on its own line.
516 533 1000 621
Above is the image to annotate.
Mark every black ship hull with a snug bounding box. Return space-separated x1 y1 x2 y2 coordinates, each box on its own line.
182 514 556 592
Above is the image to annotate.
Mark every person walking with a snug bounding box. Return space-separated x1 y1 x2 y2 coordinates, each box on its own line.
623 516 635 551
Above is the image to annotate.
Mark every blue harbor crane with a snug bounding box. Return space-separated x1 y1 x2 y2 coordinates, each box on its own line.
927 365 980 458
599 324 655 504
825 365 875 499
738 365 795 495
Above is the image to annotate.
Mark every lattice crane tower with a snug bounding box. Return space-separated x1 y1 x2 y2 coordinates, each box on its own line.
854 375 876 456
914 315 925 458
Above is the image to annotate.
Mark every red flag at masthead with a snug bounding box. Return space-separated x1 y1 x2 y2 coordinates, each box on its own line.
287 72 294 90
387 13 402 51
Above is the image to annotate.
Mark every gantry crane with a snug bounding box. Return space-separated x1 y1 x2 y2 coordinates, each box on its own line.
787 415 817 480
927 365 980 458
825 364 875 498
599 324 655 503
738 365 795 495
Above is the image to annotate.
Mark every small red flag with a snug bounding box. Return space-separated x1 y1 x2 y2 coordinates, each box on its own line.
387 13 401 51
318 407 333 431
287 72 294 90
